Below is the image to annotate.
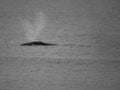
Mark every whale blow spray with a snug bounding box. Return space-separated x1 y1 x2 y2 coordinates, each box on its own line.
23 12 46 41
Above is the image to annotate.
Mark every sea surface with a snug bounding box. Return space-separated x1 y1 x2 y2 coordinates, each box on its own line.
0 56 120 90
0 0 120 90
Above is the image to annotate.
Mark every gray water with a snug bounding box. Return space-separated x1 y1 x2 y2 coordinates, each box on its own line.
0 0 120 90
0 57 120 90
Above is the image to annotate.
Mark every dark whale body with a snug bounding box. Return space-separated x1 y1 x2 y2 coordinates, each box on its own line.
20 41 57 46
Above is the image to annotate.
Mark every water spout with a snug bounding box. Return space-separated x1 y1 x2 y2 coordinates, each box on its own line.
23 12 46 41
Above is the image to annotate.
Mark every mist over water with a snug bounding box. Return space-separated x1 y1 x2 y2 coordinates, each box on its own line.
24 12 47 41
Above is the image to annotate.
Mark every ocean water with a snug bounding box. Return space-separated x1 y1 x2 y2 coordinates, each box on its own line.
0 0 120 90
0 56 120 90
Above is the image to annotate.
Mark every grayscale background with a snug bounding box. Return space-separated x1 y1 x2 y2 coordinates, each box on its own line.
0 0 120 90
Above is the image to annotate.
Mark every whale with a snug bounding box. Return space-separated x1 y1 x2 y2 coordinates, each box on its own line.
20 41 57 46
